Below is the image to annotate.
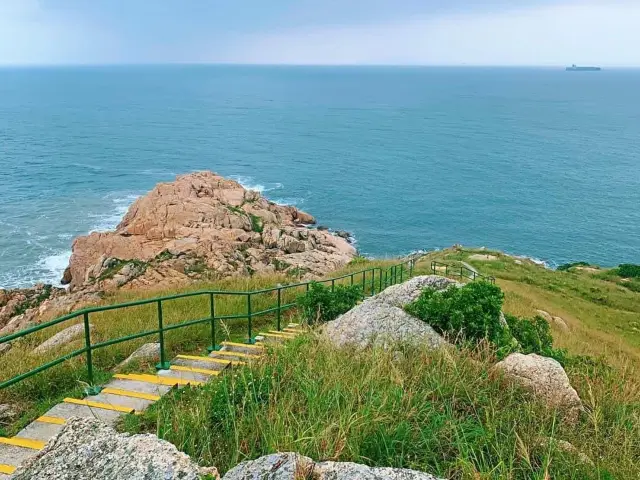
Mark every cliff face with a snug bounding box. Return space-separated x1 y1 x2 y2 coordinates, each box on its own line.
64 171 356 291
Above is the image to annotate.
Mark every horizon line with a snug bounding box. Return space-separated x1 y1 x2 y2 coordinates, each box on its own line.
0 62 636 69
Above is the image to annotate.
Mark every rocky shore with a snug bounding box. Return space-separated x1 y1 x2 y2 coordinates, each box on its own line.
0 172 356 336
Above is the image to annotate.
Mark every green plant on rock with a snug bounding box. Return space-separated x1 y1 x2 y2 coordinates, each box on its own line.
297 282 362 324
250 214 263 233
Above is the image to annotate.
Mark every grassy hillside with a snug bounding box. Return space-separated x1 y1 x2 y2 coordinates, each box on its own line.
414 248 640 367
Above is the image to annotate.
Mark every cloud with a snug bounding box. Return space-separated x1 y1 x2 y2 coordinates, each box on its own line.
232 3 640 66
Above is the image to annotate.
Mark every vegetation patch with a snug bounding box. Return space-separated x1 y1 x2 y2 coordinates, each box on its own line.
406 282 566 361
271 258 291 272
13 285 53 317
557 261 591 271
122 336 639 479
249 214 263 233
617 264 640 278
297 282 362 324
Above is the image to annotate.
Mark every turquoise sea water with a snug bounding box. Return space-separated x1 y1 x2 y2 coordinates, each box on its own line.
0 66 639 288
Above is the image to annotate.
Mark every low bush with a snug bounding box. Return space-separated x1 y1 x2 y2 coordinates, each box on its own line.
297 282 362 324
405 281 505 345
557 261 590 271
406 282 568 360
617 264 640 278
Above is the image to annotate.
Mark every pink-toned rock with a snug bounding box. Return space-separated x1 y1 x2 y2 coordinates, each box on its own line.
65 172 355 290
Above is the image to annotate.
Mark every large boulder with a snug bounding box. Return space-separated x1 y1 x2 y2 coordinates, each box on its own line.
33 322 92 354
492 353 583 422
11 417 219 480
65 172 356 291
322 276 454 349
222 452 444 480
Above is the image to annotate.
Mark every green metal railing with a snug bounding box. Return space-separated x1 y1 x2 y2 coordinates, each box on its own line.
0 257 419 394
430 261 496 284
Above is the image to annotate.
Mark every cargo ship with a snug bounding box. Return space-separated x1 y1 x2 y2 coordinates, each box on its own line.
566 64 601 71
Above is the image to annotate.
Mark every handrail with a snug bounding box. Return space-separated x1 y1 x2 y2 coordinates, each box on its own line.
430 261 496 284
0 257 420 393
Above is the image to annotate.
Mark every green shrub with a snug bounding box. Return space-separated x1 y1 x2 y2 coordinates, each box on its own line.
557 261 590 271
503 313 567 362
617 264 640 278
297 282 362 324
250 214 264 233
620 279 640 293
405 281 505 345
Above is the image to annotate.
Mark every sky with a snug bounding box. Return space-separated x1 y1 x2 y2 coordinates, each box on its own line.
0 0 639 66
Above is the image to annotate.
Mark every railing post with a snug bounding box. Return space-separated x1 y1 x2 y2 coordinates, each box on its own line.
379 268 383 292
461 266 464 279
156 300 170 370
277 287 282 331
409 259 414 278
207 293 220 352
445 264 449 276
371 269 376 295
400 264 404 282
331 279 335 292
245 293 255 344
350 273 354 286
431 261 436 275
473 271 477 280
361 271 366 298
83 312 101 395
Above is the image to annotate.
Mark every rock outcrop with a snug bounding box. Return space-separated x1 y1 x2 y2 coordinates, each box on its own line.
0 172 356 336
322 276 456 349
65 172 355 291
0 284 100 337
32 322 92 354
492 353 583 422
222 452 444 480
11 417 219 480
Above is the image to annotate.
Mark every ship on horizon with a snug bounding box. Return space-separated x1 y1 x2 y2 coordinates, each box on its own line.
566 64 602 71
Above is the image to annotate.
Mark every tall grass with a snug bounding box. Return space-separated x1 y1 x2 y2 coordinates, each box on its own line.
124 334 640 479
0 259 403 432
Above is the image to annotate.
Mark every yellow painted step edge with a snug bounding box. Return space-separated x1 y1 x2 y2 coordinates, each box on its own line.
283 328 300 333
102 387 161 402
63 398 135 414
221 341 264 351
170 365 221 376
0 464 16 475
177 354 243 366
0 437 45 450
210 350 260 359
268 330 296 336
36 416 65 425
114 373 203 387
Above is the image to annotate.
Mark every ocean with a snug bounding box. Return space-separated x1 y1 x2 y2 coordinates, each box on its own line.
0 65 639 289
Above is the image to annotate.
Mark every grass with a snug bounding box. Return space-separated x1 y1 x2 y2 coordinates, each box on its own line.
0 258 404 434
123 334 640 479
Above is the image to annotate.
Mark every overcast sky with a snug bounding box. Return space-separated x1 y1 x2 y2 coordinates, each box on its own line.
1 0 639 66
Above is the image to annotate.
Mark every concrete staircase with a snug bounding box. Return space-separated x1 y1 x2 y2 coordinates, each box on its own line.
0 324 301 477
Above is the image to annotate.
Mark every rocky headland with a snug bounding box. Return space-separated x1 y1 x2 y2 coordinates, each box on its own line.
0 172 356 335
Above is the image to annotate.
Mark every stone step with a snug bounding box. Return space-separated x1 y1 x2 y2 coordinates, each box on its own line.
45 401 123 426
103 378 172 396
102 387 161 402
174 355 235 370
0 464 15 476
0 437 44 450
173 358 230 373
208 350 261 362
220 341 264 355
80 392 154 413
63 398 135 414
0 443 35 472
114 373 201 387
258 332 290 341
15 419 64 444
283 328 301 334
157 368 212 384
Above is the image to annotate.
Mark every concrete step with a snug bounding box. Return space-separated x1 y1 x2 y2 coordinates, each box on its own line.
173 355 233 371
82 392 155 413
0 442 40 470
44 402 123 426
172 355 235 372
63 398 135 415
208 349 260 362
113 373 200 387
157 368 210 384
220 341 264 356
103 378 172 396
15 419 64 444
